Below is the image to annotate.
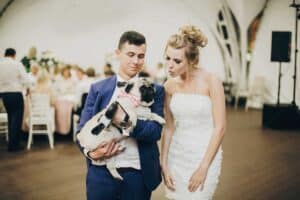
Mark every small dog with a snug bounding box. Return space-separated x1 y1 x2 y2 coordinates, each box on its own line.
77 74 165 180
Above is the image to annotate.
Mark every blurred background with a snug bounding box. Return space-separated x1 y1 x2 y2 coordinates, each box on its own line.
0 0 300 199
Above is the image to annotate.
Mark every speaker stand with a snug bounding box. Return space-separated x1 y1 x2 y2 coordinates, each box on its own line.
290 2 299 106
277 62 282 105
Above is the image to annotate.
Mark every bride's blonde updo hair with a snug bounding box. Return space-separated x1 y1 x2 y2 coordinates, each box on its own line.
166 25 208 68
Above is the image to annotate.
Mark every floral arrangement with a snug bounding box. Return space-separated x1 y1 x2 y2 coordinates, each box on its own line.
38 50 59 70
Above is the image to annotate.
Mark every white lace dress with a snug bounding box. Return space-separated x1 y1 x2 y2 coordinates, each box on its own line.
165 93 222 200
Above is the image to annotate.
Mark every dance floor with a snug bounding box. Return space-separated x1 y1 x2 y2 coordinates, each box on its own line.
0 107 300 200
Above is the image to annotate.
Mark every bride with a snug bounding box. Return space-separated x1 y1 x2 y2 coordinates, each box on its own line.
161 25 226 200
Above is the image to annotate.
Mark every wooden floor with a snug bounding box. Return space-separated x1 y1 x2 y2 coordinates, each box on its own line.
0 107 300 200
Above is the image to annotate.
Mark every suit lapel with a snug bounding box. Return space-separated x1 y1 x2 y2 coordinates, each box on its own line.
93 75 117 114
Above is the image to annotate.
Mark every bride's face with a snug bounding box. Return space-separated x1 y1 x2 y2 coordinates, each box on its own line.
165 46 188 78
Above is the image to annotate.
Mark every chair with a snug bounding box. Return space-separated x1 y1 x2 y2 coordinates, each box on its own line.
0 113 9 141
234 88 249 110
223 81 234 104
27 94 55 149
72 93 87 142
245 76 265 111
73 114 80 142
235 76 265 111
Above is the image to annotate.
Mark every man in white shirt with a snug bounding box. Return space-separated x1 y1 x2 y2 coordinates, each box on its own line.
0 48 30 152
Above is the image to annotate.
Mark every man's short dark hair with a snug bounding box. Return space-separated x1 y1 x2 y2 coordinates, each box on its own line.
4 48 16 57
118 31 146 49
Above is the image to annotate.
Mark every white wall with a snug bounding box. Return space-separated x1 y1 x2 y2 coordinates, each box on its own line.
0 0 225 79
1 0 298 105
250 0 299 105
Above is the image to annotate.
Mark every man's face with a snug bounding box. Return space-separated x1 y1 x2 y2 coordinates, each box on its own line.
116 42 146 78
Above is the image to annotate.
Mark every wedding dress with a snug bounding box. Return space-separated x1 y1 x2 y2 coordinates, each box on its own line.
166 93 222 200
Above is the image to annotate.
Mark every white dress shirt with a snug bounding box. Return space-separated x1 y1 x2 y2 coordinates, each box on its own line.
0 57 30 93
87 74 141 170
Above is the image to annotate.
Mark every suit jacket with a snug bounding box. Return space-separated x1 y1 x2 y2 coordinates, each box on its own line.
77 75 164 191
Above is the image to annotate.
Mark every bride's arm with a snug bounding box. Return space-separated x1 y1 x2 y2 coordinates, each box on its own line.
161 80 176 190
199 75 226 170
160 89 175 168
188 74 226 192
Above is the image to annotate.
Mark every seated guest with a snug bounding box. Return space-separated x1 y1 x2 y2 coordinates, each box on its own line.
28 62 40 88
86 67 96 79
75 66 86 81
103 63 115 78
53 65 76 135
55 65 76 97
22 69 56 131
31 69 56 106
75 67 97 115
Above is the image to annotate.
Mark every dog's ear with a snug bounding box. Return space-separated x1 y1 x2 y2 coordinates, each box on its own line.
105 102 119 119
91 123 105 135
125 83 134 93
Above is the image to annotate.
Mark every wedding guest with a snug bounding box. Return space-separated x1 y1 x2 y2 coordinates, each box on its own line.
0 48 30 152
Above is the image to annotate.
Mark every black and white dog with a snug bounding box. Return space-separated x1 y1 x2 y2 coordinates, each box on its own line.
77 74 165 180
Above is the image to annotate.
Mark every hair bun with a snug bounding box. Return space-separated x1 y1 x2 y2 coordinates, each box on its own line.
180 25 208 48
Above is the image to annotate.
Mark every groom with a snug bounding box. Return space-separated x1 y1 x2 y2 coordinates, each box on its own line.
77 31 164 200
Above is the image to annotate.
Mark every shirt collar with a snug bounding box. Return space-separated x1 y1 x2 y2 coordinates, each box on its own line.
116 73 138 83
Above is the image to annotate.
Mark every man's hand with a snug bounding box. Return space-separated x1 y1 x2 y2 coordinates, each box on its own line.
88 140 123 160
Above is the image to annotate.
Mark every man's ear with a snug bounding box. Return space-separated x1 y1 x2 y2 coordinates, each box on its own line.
115 49 121 55
115 49 121 59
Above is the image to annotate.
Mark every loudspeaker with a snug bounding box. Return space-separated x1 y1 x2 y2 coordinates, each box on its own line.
271 31 292 62
262 103 300 129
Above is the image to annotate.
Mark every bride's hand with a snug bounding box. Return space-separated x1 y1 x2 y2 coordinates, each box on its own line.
188 165 208 192
162 165 176 191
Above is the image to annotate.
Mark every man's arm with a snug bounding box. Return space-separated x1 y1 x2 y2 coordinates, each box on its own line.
130 85 165 142
75 82 121 160
77 84 98 132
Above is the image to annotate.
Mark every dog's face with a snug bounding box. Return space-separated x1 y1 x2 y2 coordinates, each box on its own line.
121 74 156 107
139 78 155 106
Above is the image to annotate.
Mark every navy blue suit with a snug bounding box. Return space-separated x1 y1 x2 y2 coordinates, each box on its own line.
77 75 164 199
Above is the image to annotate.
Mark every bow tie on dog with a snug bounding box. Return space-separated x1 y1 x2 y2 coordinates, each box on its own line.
77 74 165 180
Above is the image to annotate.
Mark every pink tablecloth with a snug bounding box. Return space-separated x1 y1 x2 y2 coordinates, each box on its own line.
54 100 74 135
